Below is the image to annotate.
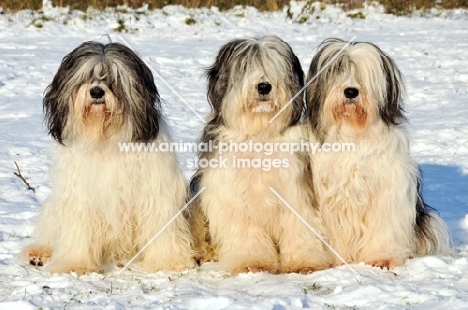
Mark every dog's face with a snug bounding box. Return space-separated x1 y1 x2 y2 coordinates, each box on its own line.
306 39 405 140
43 41 161 144
206 36 304 135
72 79 123 142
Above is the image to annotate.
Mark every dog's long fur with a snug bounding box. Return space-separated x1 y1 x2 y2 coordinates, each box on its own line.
189 36 332 274
23 41 194 274
306 38 451 268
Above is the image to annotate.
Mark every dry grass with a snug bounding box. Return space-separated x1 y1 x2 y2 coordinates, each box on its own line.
380 0 467 14
0 0 288 12
324 0 468 13
0 0 42 11
332 0 467 14
0 0 466 14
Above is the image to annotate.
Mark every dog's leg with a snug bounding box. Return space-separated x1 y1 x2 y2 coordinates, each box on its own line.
277 191 332 274
136 172 195 272
217 223 280 275
206 199 280 274
359 191 414 269
138 213 195 272
33 196 101 274
44 223 101 275
44 245 101 275
188 200 219 264
278 226 332 274
201 168 281 274
22 198 56 268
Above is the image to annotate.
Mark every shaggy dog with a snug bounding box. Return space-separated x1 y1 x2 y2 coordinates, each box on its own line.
23 41 194 274
189 36 332 274
306 38 451 268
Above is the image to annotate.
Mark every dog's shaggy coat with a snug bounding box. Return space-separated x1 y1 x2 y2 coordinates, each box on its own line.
306 38 451 268
189 36 332 274
23 41 194 274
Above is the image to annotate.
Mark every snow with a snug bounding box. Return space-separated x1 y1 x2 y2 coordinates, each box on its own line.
0 2 468 308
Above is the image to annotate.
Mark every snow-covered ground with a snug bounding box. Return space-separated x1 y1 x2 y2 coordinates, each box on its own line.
0 2 467 309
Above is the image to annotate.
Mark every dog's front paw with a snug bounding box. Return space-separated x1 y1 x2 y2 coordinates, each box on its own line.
23 245 52 267
279 250 333 274
280 264 330 274
367 257 405 269
170 258 197 272
229 262 280 275
193 244 219 265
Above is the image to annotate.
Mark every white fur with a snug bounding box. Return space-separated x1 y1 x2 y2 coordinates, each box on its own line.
310 123 417 267
307 39 451 268
23 42 194 274
201 127 331 274
26 122 194 274
195 36 332 274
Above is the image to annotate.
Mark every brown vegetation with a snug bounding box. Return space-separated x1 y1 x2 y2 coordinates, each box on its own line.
0 0 288 12
0 0 466 15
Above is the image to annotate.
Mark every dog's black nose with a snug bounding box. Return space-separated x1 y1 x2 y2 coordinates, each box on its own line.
90 86 105 99
257 82 272 95
344 87 359 99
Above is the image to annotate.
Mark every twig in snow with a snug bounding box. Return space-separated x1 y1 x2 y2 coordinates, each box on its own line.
13 161 35 192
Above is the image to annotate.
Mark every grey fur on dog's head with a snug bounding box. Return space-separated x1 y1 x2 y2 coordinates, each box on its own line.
43 41 161 144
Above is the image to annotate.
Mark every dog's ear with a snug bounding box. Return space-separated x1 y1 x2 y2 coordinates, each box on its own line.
376 45 406 126
305 43 328 136
205 39 244 116
106 43 161 143
289 51 305 126
43 77 69 145
306 38 346 138
43 42 100 144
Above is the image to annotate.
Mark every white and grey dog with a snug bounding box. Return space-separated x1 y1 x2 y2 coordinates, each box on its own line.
23 41 194 274
306 38 451 268
190 36 332 274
